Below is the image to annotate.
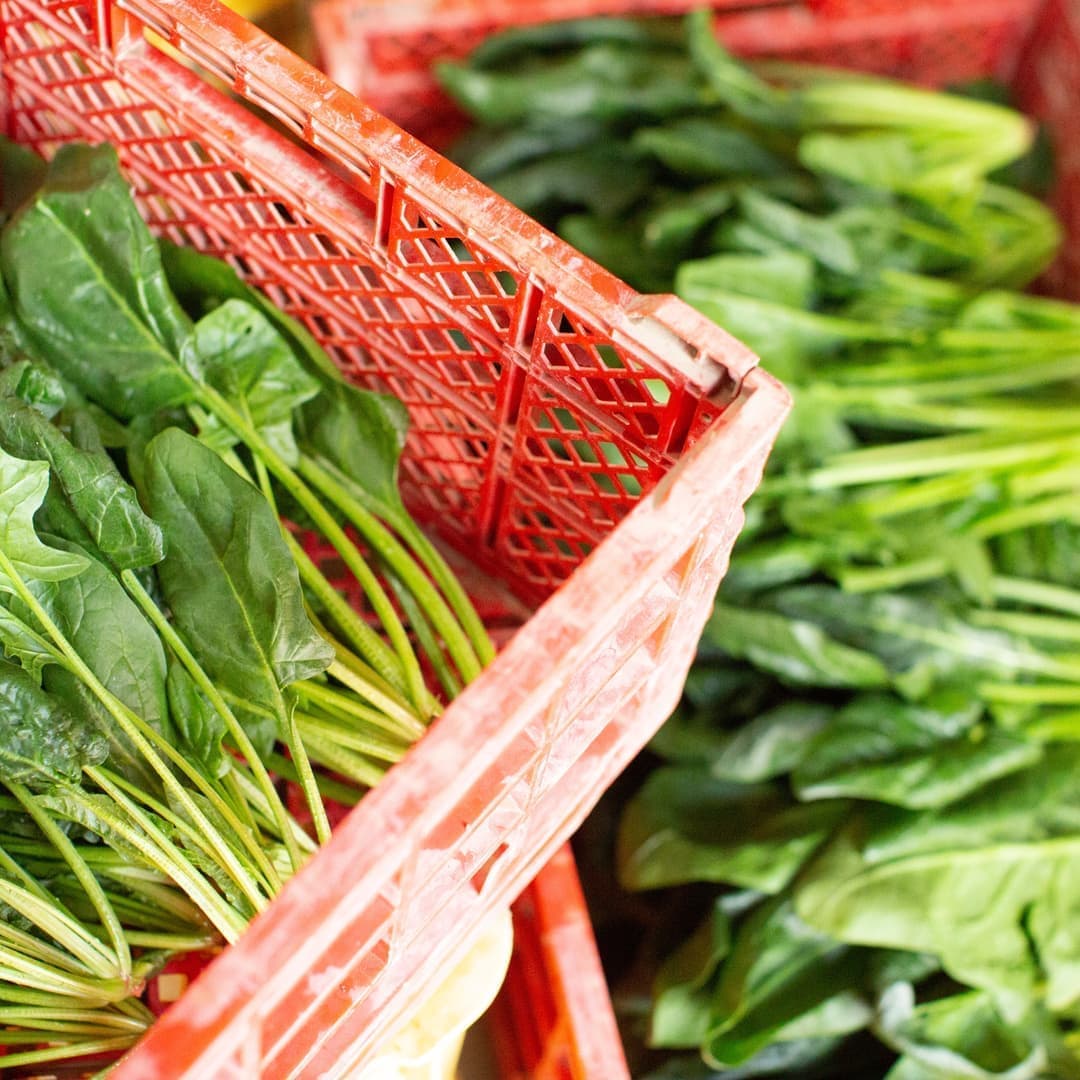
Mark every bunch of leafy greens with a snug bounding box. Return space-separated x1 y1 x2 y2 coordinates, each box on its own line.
441 12 1080 1079
0 139 493 1069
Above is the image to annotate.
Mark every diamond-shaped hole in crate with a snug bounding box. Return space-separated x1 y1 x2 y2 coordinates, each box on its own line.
389 199 521 336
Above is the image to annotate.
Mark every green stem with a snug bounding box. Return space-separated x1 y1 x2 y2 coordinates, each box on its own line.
227 766 319 856
299 733 389 790
7 782 131 983
97 766 262 918
195 382 430 715
0 1007 148 1033
75 774 248 942
122 931 217 951
0 948 129 1004
0 1036 139 1068
807 430 1080 488
300 456 484 683
1023 709 1080 740
276 699 331 846
971 492 1080 539
122 569 298 878
970 610 1080 643
296 676 419 745
980 683 1080 705
265 753 362 808
836 558 947 594
384 563 462 700
992 577 1080 617
328 660 427 741
0 917 101 978
0 548 269 915
390 511 496 667
297 714 400 770
285 532 413 705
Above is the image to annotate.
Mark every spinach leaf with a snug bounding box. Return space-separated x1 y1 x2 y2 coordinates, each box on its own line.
709 702 833 784
793 694 1041 808
878 984 1056 1080
160 240 344 384
165 658 228 780
140 428 333 756
632 120 788 180
29 536 170 742
705 603 890 690
0 144 191 417
795 785 1080 1009
0 136 46 224
182 299 320 467
0 655 106 788
0 447 88 591
296 379 410 523
0 359 66 419
618 767 847 894
0 396 163 570
768 587 1031 698
706 897 873 1068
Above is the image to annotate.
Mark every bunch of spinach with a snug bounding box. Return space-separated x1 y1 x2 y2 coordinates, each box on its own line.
441 12 1080 1078
0 139 493 1067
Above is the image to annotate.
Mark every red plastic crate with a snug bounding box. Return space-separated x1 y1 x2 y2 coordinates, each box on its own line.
489 844 630 1080
0 0 787 1073
310 0 1080 300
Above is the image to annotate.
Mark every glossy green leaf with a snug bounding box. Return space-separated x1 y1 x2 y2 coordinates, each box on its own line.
0 447 88 592
651 899 732 1048
182 299 320 467
0 144 191 417
30 536 170 741
141 428 333 756
0 396 163 570
795 767 1080 1010
710 702 832 784
165 658 228 780
705 603 891 690
706 897 873 1067
618 767 846 894
0 655 106 788
296 379 410 522
793 694 1041 808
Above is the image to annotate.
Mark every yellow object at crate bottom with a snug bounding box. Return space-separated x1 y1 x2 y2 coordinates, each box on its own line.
358 907 514 1080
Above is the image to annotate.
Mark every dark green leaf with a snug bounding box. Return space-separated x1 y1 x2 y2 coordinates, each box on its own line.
31 535 171 741
704 603 891 690
0 144 191 417
0 136 46 224
182 299 320 466
0 359 66 419
486 146 653 221
710 702 833 784
706 897 873 1067
296 379 410 522
769 587 1033 699
165 658 228 780
632 120 788 180
0 655 107 787
793 694 1042 808
651 899 732 1048
878 985 1054 1080
618 767 846 893
677 251 816 308
795 764 1080 1010
437 44 708 126
0 396 163 570
141 428 333 756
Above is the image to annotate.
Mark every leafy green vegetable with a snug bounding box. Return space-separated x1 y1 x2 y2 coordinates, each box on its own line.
618 767 846 894
140 428 332 755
